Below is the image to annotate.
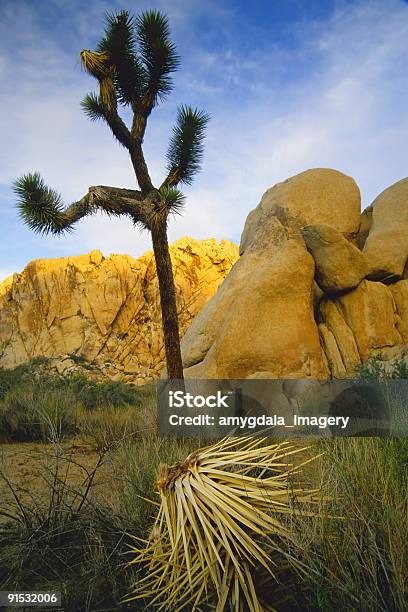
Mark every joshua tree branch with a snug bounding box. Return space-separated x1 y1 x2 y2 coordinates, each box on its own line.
103 110 134 149
81 185 155 226
14 174 155 234
160 171 179 189
130 143 154 192
63 186 146 224
65 185 158 228
131 111 147 141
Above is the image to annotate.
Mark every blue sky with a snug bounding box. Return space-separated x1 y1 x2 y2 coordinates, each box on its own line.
1 0 408 280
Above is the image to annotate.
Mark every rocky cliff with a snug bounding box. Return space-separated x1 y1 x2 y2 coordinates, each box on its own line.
0 238 239 384
181 169 408 378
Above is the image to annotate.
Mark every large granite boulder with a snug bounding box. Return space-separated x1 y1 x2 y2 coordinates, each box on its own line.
182 169 408 380
181 168 364 379
182 239 327 379
240 168 361 254
363 178 408 281
302 224 368 294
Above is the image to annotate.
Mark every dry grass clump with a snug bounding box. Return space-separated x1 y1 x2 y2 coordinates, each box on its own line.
127 436 317 611
297 437 408 612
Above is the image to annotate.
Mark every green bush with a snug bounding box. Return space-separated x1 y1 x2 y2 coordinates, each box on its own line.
0 385 78 442
64 375 142 410
0 363 148 442
112 436 196 528
0 364 32 401
356 354 408 379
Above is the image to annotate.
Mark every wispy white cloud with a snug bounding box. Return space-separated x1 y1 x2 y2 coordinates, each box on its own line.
0 0 408 280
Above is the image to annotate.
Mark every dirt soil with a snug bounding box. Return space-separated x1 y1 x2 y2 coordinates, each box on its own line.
0 438 113 523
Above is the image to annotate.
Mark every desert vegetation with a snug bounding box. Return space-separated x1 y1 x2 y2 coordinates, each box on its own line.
0 358 406 610
301 436 408 611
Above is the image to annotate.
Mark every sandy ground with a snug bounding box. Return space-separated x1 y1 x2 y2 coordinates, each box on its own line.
0 438 114 523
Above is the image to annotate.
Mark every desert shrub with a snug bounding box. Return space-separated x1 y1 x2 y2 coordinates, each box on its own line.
0 358 53 400
112 435 196 529
47 374 143 410
67 352 86 364
357 354 408 380
0 385 78 442
30 355 51 367
391 357 408 379
75 384 157 451
0 361 143 408
0 446 138 611
0 364 148 442
76 404 142 451
73 376 140 409
0 364 32 400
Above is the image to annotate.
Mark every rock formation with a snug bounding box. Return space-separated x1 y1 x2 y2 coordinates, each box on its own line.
2 168 408 383
181 169 408 379
318 280 406 377
0 238 238 384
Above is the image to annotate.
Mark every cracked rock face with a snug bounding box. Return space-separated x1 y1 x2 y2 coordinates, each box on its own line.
0 238 238 383
318 280 407 377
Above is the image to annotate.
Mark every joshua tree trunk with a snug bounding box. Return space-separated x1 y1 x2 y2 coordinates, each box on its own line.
151 220 184 380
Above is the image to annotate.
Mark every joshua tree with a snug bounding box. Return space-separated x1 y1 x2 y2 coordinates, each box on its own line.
13 10 209 380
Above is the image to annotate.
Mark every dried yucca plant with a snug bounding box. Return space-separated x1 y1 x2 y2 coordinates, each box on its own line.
126 437 317 611
80 49 116 111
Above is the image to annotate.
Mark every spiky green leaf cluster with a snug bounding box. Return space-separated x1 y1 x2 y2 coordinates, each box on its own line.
96 10 144 106
159 185 185 215
82 9 179 113
80 92 108 122
166 106 210 186
136 10 180 107
13 173 69 235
